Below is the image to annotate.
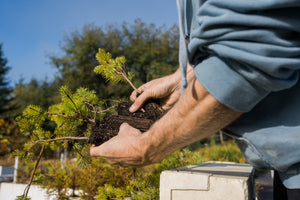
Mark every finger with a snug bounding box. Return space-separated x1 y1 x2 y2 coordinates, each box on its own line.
130 90 138 102
129 91 151 112
130 85 146 102
90 145 103 157
90 138 118 157
89 134 119 157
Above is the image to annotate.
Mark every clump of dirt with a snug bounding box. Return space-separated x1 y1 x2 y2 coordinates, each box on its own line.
89 101 164 146
116 101 163 121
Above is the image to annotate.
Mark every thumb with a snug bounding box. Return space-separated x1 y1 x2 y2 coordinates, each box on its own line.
90 144 104 157
119 123 141 137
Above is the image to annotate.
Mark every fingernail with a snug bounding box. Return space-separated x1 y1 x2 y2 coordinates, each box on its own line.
129 105 136 112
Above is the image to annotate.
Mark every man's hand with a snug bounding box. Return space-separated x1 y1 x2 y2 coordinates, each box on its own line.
130 64 195 112
90 123 149 167
129 72 181 112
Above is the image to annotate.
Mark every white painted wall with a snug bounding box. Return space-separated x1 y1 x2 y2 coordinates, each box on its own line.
0 183 55 200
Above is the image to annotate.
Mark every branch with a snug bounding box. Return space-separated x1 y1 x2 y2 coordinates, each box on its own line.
28 106 94 124
48 112 94 124
113 68 140 94
23 143 46 198
120 70 140 94
99 105 117 114
20 136 89 198
43 136 89 142
63 90 80 113
26 137 89 153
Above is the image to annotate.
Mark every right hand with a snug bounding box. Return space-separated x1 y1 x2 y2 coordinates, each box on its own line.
130 73 181 112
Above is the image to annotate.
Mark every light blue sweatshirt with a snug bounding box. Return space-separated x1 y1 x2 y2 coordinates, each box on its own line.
177 0 300 188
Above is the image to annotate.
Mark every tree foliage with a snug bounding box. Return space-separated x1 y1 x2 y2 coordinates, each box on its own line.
0 44 25 157
11 79 61 117
50 19 179 99
0 117 23 156
0 44 12 116
94 49 129 84
15 86 105 157
121 20 179 83
94 48 137 92
14 85 110 199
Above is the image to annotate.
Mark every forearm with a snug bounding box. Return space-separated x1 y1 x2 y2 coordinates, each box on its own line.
140 76 242 163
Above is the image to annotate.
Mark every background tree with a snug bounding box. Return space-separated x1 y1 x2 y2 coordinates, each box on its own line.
122 19 179 83
11 78 61 116
0 44 23 157
10 19 179 119
49 19 179 99
0 44 12 117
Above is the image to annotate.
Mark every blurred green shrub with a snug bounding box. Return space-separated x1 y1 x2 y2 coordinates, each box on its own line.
17 140 244 199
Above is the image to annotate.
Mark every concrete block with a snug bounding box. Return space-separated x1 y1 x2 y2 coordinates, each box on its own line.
160 161 254 200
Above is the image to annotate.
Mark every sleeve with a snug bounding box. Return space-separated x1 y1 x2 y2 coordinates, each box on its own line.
188 0 300 112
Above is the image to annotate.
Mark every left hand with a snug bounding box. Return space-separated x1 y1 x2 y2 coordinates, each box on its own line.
90 123 149 167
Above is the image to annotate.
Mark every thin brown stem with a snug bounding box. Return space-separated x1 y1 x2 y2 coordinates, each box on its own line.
21 136 89 198
62 90 81 115
23 143 46 198
83 101 116 115
82 100 97 120
120 71 140 94
97 105 117 114
83 100 96 110
112 68 140 94
44 136 89 142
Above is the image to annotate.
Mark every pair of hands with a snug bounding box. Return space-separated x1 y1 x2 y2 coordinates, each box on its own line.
90 71 182 167
90 66 242 167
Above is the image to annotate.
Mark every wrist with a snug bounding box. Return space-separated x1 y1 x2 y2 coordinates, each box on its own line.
168 69 182 89
172 64 195 87
139 127 165 164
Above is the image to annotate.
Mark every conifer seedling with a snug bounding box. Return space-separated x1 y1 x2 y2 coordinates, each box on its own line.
94 48 140 94
89 48 164 146
15 86 108 199
15 49 163 199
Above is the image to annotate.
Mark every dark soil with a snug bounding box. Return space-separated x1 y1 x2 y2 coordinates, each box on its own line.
89 101 164 146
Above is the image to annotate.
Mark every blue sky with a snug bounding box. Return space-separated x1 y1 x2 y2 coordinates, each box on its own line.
0 0 178 85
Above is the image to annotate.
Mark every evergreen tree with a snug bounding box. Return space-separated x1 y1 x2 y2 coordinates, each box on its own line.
121 19 179 83
50 20 179 99
11 78 61 116
0 44 12 116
